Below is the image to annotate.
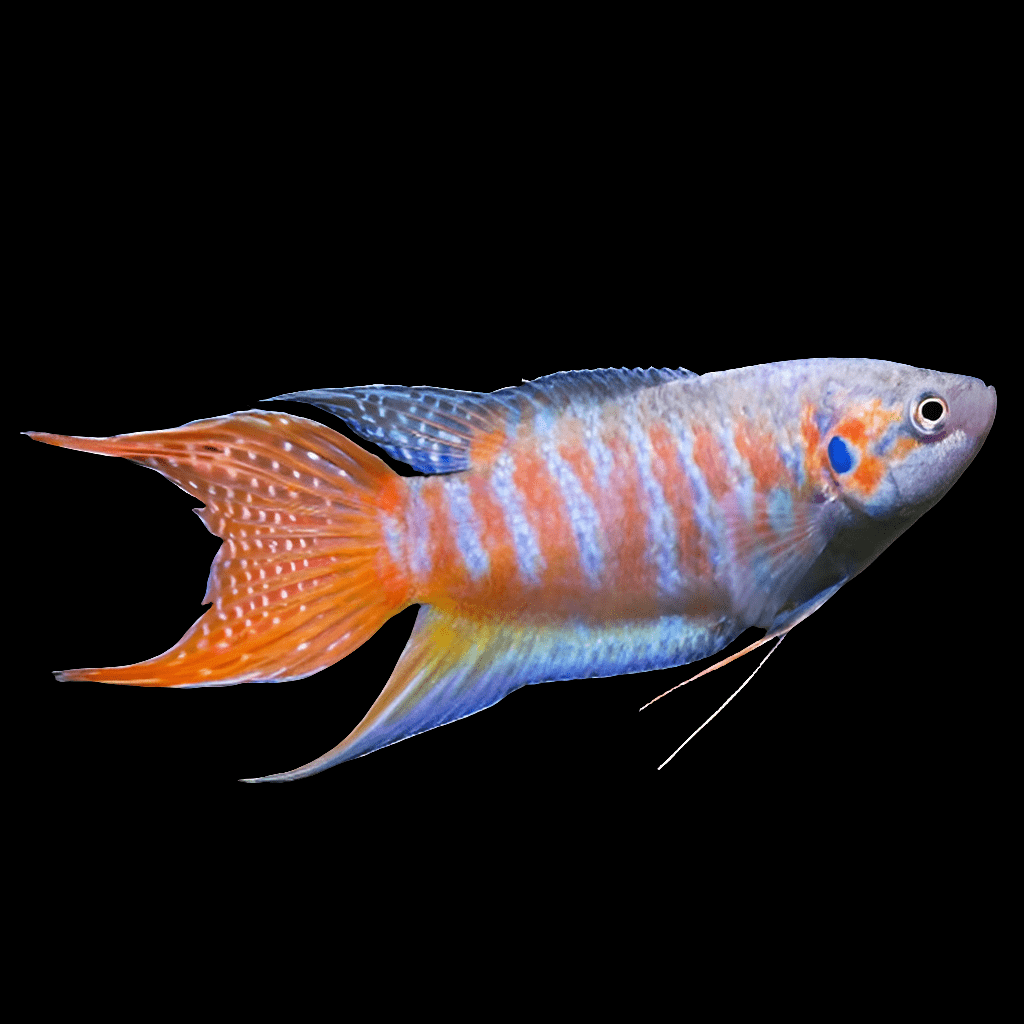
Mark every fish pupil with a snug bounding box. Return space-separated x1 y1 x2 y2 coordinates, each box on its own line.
828 436 853 473
921 400 944 422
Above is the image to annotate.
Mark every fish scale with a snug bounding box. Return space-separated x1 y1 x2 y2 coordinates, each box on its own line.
421 387 787 618
25 359 995 780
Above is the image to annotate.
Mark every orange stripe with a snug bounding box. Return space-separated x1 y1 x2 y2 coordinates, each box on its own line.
556 423 605 588
417 477 468 601
648 422 708 582
510 435 580 591
692 426 732 502
557 431 599 507
732 421 793 546
466 471 521 605
600 430 654 600
733 422 787 494
375 476 414 607
800 403 825 496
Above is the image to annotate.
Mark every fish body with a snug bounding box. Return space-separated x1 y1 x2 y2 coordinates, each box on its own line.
27 359 996 780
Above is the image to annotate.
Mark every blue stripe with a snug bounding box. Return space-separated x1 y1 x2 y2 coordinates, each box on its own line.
444 479 490 581
490 452 545 586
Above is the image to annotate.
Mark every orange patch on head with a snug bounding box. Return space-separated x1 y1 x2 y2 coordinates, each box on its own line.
799 403 826 492
866 397 903 429
835 417 868 445
891 436 919 461
851 454 885 493
801 404 820 450
831 400 906 497
834 399 902 447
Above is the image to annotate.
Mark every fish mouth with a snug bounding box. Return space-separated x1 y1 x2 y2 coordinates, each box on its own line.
949 378 997 443
981 383 997 436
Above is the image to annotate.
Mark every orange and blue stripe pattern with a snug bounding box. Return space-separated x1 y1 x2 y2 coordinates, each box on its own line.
26 360 996 780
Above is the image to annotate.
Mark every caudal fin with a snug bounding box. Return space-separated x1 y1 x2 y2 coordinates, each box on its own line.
27 411 412 686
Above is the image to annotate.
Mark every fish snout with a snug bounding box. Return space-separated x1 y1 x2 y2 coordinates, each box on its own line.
887 375 995 513
943 374 997 444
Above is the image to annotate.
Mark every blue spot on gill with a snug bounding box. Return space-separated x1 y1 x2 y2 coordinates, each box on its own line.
828 436 853 473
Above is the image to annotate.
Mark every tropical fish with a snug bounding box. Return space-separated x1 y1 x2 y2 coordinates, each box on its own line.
26 359 996 781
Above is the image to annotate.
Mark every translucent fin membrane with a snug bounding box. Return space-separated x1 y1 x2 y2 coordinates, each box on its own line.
245 602 738 780
272 368 695 474
28 411 411 686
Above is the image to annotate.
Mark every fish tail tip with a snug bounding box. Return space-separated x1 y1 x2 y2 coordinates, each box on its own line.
23 431 110 454
53 665 172 685
53 668 93 682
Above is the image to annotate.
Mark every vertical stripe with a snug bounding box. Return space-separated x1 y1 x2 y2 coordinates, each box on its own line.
672 418 724 576
799 403 824 497
465 472 518 601
404 480 434 583
733 421 789 495
381 513 405 568
544 422 604 588
766 487 794 538
625 409 681 599
598 427 652 598
510 431 577 589
581 404 617 491
444 478 490 581
416 478 480 599
646 421 708 584
490 451 545 586
692 426 732 503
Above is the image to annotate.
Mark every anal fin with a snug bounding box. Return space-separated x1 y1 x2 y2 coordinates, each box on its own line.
243 604 740 781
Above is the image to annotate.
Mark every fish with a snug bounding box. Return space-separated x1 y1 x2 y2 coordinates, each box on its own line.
25 358 996 782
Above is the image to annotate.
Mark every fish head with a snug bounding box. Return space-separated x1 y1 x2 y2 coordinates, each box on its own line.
815 362 996 522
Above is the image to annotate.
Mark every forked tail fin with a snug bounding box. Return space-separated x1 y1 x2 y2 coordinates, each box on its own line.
27 411 412 686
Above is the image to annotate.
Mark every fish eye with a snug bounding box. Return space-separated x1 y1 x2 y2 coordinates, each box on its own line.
828 435 853 474
912 394 949 434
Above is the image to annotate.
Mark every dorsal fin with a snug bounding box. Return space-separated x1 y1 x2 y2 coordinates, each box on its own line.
269 367 695 474
496 367 696 414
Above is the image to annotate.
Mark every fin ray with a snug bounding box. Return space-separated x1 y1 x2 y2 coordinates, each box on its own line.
29 412 411 686
244 602 738 781
271 368 695 474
